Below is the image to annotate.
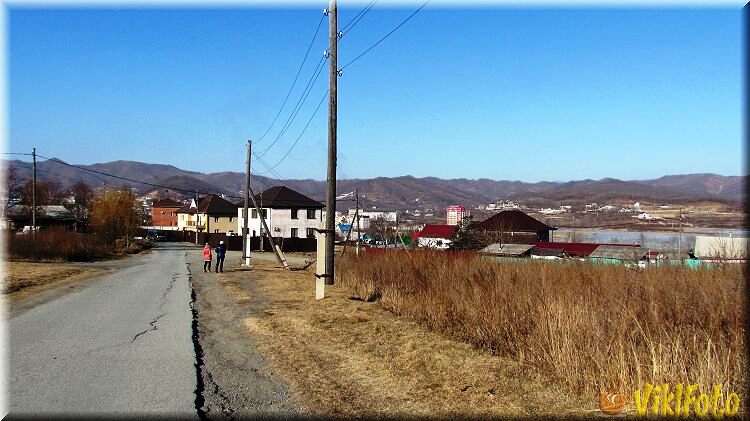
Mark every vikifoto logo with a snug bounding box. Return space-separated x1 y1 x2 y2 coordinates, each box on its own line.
599 383 741 418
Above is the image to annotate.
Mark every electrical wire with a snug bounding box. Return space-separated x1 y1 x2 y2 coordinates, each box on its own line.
255 13 327 144
257 55 328 158
340 0 429 72
340 0 377 36
256 89 329 175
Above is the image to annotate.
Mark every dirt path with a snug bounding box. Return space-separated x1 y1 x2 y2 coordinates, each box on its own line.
189 248 297 419
195 250 596 418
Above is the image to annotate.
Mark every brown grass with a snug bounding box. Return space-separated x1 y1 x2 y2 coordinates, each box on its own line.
4 261 103 295
217 260 590 418
7 229 112 261
336 251 747 404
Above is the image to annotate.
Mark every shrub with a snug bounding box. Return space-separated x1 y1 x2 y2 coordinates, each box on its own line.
7 228 113 261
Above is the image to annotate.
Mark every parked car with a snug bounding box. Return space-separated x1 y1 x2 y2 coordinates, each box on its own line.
155 233 167 242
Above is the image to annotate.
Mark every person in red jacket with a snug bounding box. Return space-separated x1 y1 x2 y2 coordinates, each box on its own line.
202 243 212 272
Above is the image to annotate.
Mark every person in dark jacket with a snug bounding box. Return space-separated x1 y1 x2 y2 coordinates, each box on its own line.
214 240 226 273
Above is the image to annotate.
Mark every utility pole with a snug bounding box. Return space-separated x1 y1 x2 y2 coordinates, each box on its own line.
242 140 252 266
678 207 683 260
31 147 36 234
355 189 360 256
260 189 264 252
324 0 338 286
248 185 289 270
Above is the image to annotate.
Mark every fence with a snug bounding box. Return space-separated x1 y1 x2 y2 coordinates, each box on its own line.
137 228 316 252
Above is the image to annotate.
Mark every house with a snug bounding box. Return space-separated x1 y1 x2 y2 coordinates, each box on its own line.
2 205 77 231
176 194 239 234
694 236 748 261
151 198 183 230
589 245 648 266
480 243 534 258
236 186 324 239
476 210 555 243
413 224 458 249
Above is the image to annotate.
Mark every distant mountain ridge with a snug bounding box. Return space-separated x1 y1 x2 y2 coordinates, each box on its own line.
5 158 745 210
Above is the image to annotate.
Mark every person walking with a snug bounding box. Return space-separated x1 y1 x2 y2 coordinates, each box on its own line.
202 243 212 272
214 240 226 273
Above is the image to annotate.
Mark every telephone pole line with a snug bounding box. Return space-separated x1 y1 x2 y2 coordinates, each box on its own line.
242 140 252 266
324 0 338 286
32 147 37 234
355 189 361 256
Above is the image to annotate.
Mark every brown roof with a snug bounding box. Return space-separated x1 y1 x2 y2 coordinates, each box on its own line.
477 210 553 233
253 186 324 209
197 194 239 215
153 198 182 208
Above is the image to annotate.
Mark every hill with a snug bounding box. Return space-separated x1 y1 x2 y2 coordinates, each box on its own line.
4 158 744 210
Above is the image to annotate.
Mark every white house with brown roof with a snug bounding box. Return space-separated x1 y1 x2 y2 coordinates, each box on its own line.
237 186 324 239
177 194 239 234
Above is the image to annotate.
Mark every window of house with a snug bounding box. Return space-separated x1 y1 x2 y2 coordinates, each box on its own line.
214 217 219 223
252 230 256 237
291 209 298 219
290 228 298 238
214 229 219 234
252 209 257 219
307 209 316 219
229 217 234 222
306 228 315 238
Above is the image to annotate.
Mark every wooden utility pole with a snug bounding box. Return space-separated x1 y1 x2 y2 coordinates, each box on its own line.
259 189 264 252
324 0 338 285
678 207 683 260
248 185 289 270
242 140 252 266
355 189 361 256
31 147 36 233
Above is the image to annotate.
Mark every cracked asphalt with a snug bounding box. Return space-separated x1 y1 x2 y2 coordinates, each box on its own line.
9 243 198 417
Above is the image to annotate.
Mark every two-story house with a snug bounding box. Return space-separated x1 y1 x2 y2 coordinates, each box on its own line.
151 198 183 230
237 186 324 239
177 194 239 234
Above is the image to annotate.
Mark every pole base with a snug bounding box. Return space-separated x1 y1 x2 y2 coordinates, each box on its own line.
315 278 325 300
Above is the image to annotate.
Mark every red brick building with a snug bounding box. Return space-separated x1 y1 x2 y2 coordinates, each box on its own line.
151 198 183 229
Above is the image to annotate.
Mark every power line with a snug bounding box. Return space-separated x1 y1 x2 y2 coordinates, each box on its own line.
256 90 329 175
256 12 327 144
340 0 429 72
35 154 245 200
252 151 285 180
257 54 328 158
1 152 34 156
340 0 376 35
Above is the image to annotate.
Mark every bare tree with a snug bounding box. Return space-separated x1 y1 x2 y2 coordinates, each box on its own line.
69 182 94 232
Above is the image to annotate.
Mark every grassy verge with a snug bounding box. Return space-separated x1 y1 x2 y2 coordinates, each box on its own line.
7 229 152 262
217 260 590 418
336 251 746 404
4 261 104 296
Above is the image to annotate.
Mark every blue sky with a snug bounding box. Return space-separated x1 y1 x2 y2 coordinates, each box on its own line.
9 5 743 182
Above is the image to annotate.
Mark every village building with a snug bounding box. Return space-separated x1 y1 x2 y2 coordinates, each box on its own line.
177 194 239 234
150 198 183 230
476 210 555 243
413 224 458 249
237 186 324 239
2 205 77 231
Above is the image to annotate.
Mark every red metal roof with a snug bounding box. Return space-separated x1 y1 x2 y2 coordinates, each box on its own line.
533 241 640 257
415 224 458 240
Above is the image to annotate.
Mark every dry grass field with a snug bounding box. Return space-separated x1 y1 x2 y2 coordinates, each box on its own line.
337 251 747 406
217 260 593 418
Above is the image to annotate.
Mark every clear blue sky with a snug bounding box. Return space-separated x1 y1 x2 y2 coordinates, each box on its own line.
9 5 743 182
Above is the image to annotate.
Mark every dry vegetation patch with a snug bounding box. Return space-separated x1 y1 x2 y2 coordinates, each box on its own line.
337 251 747 407
4 261 104 298
218 260 589 418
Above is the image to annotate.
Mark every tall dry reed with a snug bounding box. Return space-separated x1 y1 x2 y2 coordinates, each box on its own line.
337 251 746 399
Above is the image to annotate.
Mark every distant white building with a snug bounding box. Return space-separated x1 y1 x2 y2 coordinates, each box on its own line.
237 186 323 239
446 205 470 226
695 236 748 260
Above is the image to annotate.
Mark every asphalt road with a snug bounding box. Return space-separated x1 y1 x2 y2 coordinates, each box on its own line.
9 243 199 417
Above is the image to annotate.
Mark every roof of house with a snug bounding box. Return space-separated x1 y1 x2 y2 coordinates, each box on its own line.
477 210 554 232
531 247 564 257
253 186 324 209
5 205 76 221
480 243 534 256
416 224 458 240
153 198 182 208
533 241 602 257
590 245 647 260
196 194 239 215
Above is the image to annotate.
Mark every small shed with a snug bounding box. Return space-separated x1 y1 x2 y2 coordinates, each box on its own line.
480 243 534 257
589 245 647 263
